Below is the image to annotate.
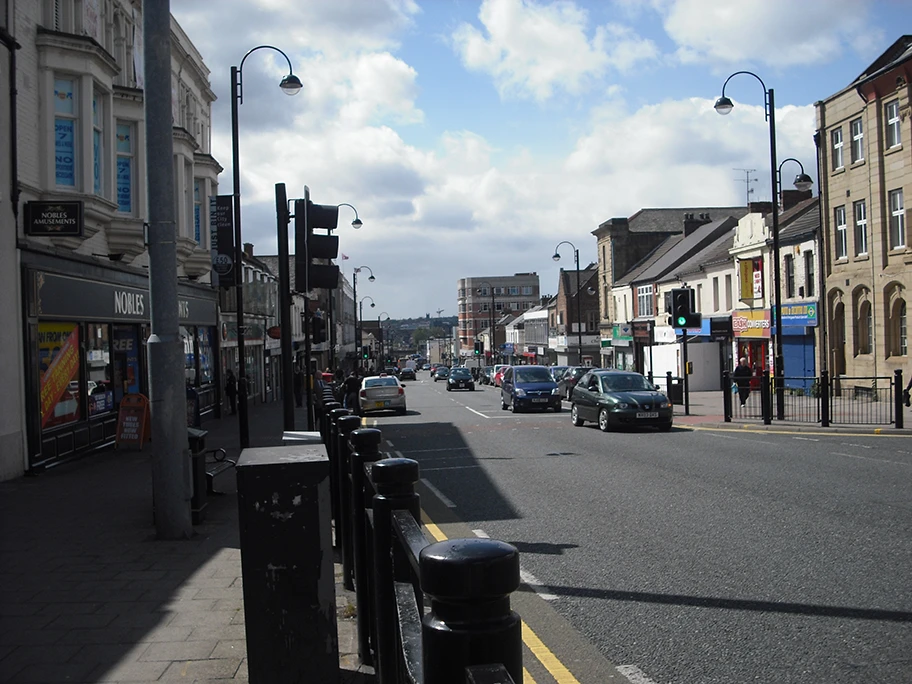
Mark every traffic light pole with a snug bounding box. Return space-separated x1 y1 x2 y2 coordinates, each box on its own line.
681 330 690 416
275 183 295 432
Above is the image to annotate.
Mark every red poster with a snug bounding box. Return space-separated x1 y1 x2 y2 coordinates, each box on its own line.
40 326 80 428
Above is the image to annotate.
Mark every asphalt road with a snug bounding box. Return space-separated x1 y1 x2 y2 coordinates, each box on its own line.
362 373 912 684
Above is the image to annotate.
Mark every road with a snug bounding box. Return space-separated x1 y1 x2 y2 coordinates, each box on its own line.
361 372 912 684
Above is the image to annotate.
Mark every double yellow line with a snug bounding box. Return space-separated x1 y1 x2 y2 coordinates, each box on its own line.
423 516 581 684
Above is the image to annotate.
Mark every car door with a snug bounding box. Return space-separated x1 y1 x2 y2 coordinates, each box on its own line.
501 367 514 404
574 372 597 420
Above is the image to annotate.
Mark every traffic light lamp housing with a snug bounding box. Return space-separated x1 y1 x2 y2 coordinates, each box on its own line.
361 345 370 360
311 315 326 344
669 288 701 328
473 340 483 356
294 199 341 291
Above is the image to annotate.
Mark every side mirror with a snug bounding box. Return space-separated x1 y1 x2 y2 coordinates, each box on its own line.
654 384 660 391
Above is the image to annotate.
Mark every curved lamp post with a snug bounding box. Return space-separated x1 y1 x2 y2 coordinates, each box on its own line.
715 71 805 420
359 296 376 367
353 266 375 362
475 281 496 364
230 45 302 448
553 241 583 365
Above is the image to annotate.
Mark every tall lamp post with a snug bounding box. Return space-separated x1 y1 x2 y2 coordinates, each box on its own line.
325 204 362 370
359 296 376 367
378 312 390 364
475 281 496 365
231 45 302 447
353 266 375 364
552 241 583 365
715 72 803 420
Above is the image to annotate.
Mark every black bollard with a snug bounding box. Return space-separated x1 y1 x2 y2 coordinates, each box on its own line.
321 401 342 446
421 538 522 684
349 428 383 666
761 370 772 425
820 369 830 428
722 370 732 422
894 369 904 430
326 406 349 547
319 389 335 431
371 458 420 683
236 445 338 683
335 414 362 591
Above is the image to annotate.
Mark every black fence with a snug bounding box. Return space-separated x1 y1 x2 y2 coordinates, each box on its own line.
722 369 905 429
319 388 522 684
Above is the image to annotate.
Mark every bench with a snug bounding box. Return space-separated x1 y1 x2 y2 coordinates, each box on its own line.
204 447 236 494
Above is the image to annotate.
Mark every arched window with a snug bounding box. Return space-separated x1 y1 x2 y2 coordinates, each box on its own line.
856 300 872 355
890 299 908 357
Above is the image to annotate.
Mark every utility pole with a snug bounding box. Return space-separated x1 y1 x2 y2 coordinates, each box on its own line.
144 2 192 538
734 168 758 206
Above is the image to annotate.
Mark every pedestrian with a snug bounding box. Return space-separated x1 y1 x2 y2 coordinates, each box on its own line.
225 369 238 415
343 370 361 414
904 370 912 407
293 364 304 408
733 357 752 407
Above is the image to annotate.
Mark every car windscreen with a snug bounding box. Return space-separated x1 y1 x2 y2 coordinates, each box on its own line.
600 374 653 392
450 369 471 378
365 378 399 388
514 367 553 383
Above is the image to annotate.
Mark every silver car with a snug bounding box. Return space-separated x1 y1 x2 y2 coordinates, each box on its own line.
358 375 407 415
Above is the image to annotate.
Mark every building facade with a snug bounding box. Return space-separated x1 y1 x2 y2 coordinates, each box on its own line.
456 273 541 362
10 1 220 476
816 36 911 382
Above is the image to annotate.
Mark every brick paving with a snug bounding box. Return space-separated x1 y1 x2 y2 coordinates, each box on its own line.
0 399 374 684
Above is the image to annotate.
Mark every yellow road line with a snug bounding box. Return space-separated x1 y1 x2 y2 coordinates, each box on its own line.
689 425 909 438
419 509 579 683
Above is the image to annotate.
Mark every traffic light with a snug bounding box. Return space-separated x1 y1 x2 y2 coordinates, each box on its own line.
311 315 326 344
473 340 483 356
294 198 340 291
669 288 702 329
362 345 369 360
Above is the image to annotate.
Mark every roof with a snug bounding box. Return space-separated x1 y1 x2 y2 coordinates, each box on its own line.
778 197 820 244
853 35 912 85
625 206 749 233
673 228 736 279
615 235 682 286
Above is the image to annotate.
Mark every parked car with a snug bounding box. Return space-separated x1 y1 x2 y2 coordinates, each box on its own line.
570 370 672 432
433 366 450 381
446 367 475 391
358 375 407 415
480 366 494 385
399 367 417 381
557 366 592 400
493 364 510 387
549 365 569 383
500 365 562 412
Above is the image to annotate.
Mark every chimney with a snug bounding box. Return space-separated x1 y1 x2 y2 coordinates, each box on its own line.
748 201 773 216
243 242 254 258
683 212 711 236
781 189 813 212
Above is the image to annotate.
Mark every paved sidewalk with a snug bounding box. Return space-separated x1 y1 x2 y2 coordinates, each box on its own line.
673 390 912 434
0 399 374 684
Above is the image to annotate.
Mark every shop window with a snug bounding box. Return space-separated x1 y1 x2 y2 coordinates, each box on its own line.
86 323 115 416
38 321 81 428
197 327 214 385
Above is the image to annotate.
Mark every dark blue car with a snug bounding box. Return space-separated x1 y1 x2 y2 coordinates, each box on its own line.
500 365 562 412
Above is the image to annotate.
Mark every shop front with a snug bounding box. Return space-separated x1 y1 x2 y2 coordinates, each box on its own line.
23 260 218 470
732 309 771 390
775 301 818 390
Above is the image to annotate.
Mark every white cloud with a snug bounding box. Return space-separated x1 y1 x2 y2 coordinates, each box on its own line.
660 0 884 68
451 0 658 102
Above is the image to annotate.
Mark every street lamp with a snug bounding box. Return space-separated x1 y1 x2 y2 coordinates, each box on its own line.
230 45 302 448
777 158 814 194
353 266 375 363
475 281 496 365
324 204 362 370
359 296 376 367
552 241 584 365
715 70 785 420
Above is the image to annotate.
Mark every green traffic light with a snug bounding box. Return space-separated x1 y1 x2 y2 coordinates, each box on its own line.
677 316 686 326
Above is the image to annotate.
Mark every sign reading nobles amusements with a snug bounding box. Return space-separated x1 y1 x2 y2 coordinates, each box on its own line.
25 201 84 237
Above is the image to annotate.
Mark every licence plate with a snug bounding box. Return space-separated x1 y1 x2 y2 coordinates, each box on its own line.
375 400 390 408
637 411 659 418
532 397 548 403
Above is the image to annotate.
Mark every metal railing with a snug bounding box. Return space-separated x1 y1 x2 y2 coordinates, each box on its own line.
318 389 522 684
722 369 904 429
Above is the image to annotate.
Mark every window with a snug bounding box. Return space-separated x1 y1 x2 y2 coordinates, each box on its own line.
115 121 133 212
193 179 202 243
696 284 703 312
889 300 907 357
889 189 905 249
834 206 847 259
38 321 82 428
86 323 114 417
831 127 843 169
92 90 104 195
853 200 867 256
804 251 815 298
54 77 77 187
508 286 518 295
850 118 864 163
856 300 873 355
521 286 533 295
784 254 795 298
724 274 732 310
885 100 900 149
636 285 654 317
712 277 719 312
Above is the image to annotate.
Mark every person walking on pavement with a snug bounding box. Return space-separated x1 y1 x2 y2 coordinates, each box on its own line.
343 370 361 415
225 369 238 415
904 370 912 407
293 363 304 408
733 357 753 407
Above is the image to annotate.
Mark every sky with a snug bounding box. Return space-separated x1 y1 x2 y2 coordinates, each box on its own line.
169 0 912 320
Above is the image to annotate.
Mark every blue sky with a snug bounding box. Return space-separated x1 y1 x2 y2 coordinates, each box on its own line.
170 0 911 319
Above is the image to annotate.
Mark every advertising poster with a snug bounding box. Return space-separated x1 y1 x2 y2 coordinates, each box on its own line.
39 323 81 428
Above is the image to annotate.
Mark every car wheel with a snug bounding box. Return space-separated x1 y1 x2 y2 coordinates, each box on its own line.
446 386 451 391
398 407 407 415
501 395 509 410
553 404 561 412
660 421 673 432
598 408 611 432
570 404 583 426
511 398 522 413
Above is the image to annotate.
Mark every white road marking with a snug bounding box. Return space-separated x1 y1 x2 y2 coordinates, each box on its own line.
616 664 660 684
420 477 456 508
386 439 395 447
832 452 910 467
472 531 558 601
465 406 492 418
394 450 404 459
842 442 873 449
794 436 819 442
402 447 472 454
420 465 482 472
472 529 489 538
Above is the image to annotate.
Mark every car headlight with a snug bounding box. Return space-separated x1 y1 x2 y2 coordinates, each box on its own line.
614 402 629 409
514 388 527 397
551 388 560 395
658 400 669 408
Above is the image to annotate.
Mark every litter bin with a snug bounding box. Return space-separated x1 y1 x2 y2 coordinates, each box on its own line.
188 427 208 524
666 377 684 405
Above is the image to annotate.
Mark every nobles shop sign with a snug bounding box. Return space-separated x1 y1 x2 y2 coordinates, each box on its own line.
25 201 84 237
